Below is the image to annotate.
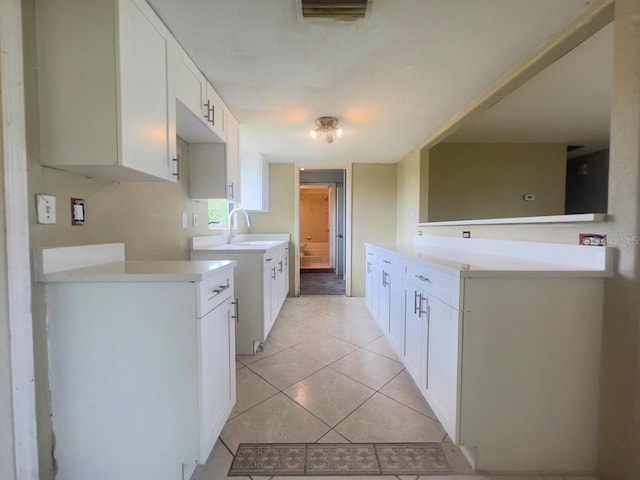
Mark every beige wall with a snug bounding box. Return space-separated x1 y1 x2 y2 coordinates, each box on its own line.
351 163 397 296
427 143 567 221
396 147 421 245
249 163 296 296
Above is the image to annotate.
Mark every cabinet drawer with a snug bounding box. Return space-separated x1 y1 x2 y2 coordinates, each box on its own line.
263 245 286 271
406 262 459 309
198 268 234 318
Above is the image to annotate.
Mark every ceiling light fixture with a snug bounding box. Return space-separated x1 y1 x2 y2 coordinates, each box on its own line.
310 116 343 144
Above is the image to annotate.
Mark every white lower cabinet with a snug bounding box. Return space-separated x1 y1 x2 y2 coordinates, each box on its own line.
365 242 606 473
198 295 236 461
423 292 461 441
402 283 426 388
265 246 287 340
191 242 289 355
44 264 236 480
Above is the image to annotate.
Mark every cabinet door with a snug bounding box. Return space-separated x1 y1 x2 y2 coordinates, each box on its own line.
283 252 290 301
263 267 274 338
172 42 207 124
388 265 404 355
379 268 391 333
365 250 378 318
277 259 287 309
424 293 461 441
205 82 227 142
118 0 172 181
270 266 279 323
199 297 236 461
404 286 426 389
226 113 241 202
188 143 227 199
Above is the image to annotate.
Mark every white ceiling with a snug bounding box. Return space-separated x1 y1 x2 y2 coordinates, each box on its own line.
147 0 600 164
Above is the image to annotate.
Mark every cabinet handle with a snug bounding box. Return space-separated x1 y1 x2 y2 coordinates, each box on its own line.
265 257 273 262
366 261 371 274
278 261 283 272
284 257 288 266
210 103 215 125
203 100 211 122
271 267 276 279
382 270 389 287
228 182 234 199
172 156 180 180
383 259 391 264
415 274 432 283
232 297 239 323
419 295 429 319
414 290 420 315
209 283 230 297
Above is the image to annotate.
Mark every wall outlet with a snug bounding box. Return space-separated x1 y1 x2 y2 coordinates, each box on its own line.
463 231 471 238
70 198 85 226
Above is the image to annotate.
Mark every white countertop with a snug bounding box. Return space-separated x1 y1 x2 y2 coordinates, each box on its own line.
39 260 235 283
367 241 611 278
191 240 288 253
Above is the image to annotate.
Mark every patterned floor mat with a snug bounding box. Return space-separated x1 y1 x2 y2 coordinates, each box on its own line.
228 442 454 476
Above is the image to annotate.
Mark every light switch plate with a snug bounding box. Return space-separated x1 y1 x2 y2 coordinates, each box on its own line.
36 194 56 224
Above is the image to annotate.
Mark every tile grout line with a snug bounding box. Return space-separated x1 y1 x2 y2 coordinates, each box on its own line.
226 297 451 469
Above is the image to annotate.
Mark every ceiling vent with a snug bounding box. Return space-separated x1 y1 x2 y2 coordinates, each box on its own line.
296 0 373 21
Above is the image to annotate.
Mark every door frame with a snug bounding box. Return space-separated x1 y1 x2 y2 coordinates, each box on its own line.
294 164 352 296
0 0 39 478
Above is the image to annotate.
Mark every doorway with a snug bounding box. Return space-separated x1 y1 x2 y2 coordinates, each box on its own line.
298 170 346 295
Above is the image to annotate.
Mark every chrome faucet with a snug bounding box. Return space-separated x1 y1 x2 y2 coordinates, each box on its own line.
228 208 251 243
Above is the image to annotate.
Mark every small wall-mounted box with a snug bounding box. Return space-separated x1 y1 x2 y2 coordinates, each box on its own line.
36 194 56 224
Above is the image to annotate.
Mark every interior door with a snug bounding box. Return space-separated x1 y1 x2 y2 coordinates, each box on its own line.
335 185 345 276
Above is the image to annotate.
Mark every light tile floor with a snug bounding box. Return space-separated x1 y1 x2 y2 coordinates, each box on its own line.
192 296 599 480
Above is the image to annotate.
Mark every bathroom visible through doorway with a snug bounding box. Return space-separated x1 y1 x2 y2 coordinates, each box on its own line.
299 169 346 295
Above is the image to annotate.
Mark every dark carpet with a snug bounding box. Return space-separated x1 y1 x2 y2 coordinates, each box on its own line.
300 271 345 295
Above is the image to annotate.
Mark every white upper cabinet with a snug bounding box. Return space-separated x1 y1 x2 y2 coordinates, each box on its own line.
240 153 269 212
169 37 226 144
226 112 241 203
36 0 175 182
205 83 227 142
189 112 241 202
